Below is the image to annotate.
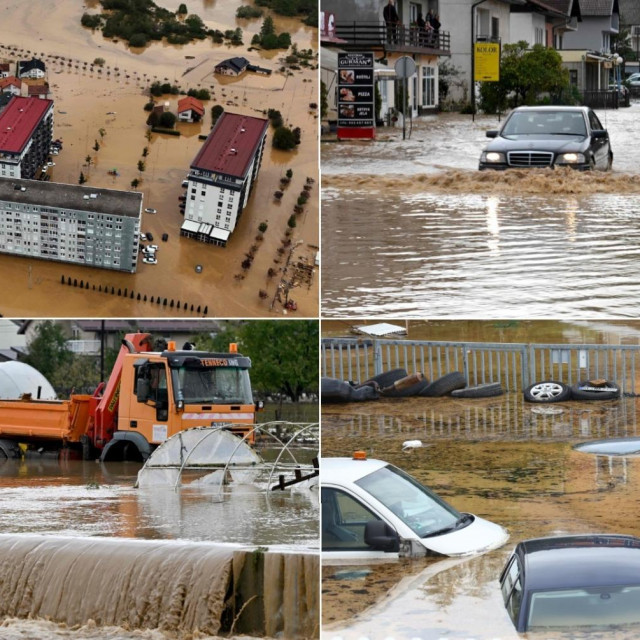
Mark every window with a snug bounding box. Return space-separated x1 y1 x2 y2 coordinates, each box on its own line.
491 16 500 39
422 66 435 107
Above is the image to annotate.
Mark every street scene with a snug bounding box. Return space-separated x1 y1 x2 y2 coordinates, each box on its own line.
320 0 640 318
0 319 319 639
321 319 640 638
0 0 318 318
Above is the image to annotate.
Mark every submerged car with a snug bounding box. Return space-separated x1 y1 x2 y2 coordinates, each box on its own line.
479 106 612 171
322 455 508 560
500 535 640 632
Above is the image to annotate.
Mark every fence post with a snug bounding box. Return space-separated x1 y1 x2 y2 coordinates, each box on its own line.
462 344 469 384
521 345 530 389
374 340 383 376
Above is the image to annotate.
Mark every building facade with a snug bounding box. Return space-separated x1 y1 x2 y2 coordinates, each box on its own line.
0 178 142 272
180 112 268 248
17 58 46 79
0 96 53 180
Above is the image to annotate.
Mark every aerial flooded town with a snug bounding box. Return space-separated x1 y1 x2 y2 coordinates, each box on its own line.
0 0 318 318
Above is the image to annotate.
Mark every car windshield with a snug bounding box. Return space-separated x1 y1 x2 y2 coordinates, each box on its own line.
502 111 587 137
175 366 253 404
355 465 461 538
528 586 640 630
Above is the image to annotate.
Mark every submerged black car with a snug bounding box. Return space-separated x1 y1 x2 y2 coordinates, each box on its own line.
479 106 613 171
501 535 640 632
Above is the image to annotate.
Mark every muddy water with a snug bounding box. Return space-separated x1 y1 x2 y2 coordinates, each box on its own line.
0 0 318 317
322 394 640 638
321 107 640 317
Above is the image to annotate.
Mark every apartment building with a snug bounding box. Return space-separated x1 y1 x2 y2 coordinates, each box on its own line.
180 111 268 247
0 96 53 180
0 178 142 272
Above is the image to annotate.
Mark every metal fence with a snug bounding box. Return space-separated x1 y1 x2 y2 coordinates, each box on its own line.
321 339 640 395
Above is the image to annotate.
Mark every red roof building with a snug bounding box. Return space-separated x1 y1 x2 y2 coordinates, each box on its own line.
27 83 50 99
178 96 204 117
0 76 21 93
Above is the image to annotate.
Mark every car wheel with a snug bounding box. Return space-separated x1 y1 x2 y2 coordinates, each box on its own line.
524 381 571 403
570 380 620 401
419 372 467 397
606 152 613 171
589 157 596 171
360 368 408 389
451 382 504 398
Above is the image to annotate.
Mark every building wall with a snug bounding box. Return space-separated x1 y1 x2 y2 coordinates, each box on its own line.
19 68 45 79
511 13 546 46
564 18 613 53
0 198 140 273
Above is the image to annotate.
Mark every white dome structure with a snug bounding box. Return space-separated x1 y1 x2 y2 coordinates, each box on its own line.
0 362 57 400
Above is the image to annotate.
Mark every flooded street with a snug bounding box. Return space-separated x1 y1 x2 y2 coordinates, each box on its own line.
322 394 640 639
322 106 640 317
0 0 318 318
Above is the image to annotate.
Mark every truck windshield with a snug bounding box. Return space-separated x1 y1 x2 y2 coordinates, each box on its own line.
175 366 253 404
355 465 461 538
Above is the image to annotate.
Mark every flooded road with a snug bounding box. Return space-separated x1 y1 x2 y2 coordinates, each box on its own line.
322 106 640 318
0 0 318 318
322 394 640 639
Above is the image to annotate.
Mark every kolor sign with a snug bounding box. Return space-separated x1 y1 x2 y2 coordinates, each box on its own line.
337 52 375 139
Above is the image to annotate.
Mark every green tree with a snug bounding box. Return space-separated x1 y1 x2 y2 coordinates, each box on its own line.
98 128 106 139
79 172 87 184
22 321 74 385
93 140 100 152
211 104 224 123
272 126 296 150
93 57 106 67
159 111 177 128
137 159 146 172
131 178 140 188
260 15 275 38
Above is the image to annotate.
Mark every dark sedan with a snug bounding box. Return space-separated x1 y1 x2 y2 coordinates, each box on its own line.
479 106 613 171
500 535 640 632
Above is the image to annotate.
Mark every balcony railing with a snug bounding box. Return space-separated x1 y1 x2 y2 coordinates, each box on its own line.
65 339 101 355
334 21 450 54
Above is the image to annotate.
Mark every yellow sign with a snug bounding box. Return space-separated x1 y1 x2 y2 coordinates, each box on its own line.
475 42 500 82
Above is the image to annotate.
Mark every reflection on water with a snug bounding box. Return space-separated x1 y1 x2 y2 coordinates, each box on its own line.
323 394 640 638
322 189 640 317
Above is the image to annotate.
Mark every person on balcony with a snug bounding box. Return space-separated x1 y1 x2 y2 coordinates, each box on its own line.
417 10 434 46
429 12 441 44
383 0 400 44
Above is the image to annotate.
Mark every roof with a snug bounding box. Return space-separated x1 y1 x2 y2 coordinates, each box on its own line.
0 76 21 90
0 178 142 218
542 0 582 18
321 457 388 485
177 96 204 116
18 58 45 73
190 112 268 178
514 0 571 16
215 57 249 73
578 0 618 16
0 64 10 72
0 96 52 154
27 84 49 96
518 535 640 591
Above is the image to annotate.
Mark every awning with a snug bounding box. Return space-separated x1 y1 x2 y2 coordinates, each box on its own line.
180 220 200 233
209 227 230 241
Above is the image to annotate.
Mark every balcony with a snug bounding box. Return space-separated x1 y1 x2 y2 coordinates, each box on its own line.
334 22 450 55
65 340 101 355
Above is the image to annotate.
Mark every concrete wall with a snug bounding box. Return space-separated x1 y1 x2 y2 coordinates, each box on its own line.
510 13 546 46
564 17 613 53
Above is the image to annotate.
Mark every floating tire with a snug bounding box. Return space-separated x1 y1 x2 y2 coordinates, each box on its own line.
361 368 408 389
570 380 620 401
451 382 504 398
419 372 467 397
524 381 571 403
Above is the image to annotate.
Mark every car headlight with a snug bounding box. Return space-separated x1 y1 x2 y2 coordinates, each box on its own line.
481 151 506 163
557 152 585 164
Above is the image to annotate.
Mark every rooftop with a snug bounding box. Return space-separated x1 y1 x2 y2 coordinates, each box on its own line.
190 112 268 179
0 177 142 218
0 96 52 154
0 76 21 90
177 96 204 116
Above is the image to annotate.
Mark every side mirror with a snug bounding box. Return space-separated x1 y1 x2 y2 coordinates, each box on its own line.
486 130 498 138
364 520 399 551
591 129 607 139
136 379 150 403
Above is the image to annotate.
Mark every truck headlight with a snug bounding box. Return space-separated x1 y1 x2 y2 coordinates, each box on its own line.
481 151 505 163
557 152 585 164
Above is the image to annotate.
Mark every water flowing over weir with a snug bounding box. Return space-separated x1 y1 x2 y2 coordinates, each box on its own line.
0 534 318 638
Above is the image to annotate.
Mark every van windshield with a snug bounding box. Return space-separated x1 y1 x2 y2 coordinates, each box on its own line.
355 465 461 538
175 366 253 404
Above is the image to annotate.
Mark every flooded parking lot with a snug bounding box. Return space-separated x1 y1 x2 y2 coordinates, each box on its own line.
321 106 640 318
322 394 640 639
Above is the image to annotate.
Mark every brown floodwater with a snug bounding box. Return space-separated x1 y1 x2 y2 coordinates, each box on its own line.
0 0 318 318
322 394 640 638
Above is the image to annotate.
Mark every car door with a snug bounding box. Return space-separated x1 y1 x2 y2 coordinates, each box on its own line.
500 555 525 631
588 110 609 169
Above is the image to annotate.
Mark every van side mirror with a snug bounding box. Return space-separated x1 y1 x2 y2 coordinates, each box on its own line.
591 129 607 139
136 379 150 403
486 130 498 138
364 520 399 551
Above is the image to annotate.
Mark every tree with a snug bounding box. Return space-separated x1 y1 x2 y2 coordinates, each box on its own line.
99 128 106 139
260 16 275 38
85 155 92 166
129 33 149 47
93 140 100 152
287 214 296 228
79 171 87 184
131 178 140 188
93 57 106 67
272 126 296 150
320 80 328 119
258 221 268 233
142 146 149 157
286 168 293 179
211 104 224 123
177 3 188 14
137 160 146 172
22 321 74 386
159 111 177 128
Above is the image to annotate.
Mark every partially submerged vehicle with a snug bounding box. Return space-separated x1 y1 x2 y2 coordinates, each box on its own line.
321 454 508 559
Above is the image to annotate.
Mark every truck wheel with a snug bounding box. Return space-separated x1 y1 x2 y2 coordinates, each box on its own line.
419 372 467 397
0 439 21 459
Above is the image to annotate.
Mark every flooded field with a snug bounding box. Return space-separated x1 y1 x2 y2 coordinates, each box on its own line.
322 394 640 639
321 106 640 318
0 0 318 318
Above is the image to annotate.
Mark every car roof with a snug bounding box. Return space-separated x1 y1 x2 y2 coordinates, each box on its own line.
509 106 589 113
321 457 389 484
516 535 640 591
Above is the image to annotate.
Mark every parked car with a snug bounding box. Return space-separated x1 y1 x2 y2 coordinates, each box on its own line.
626 73 640 86
142 256 157 265
140 233 147 241
479 106 613 171
147 244 159 251
322 455 508 560
501 535 640 632
144 208 157 214
146 232 154 241
162 233 169 242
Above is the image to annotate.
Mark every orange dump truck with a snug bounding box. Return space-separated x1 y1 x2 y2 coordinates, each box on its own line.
0 333 261 461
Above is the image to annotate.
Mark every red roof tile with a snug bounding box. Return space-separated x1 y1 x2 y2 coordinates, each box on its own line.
191 112 268 178
0 76 21 90
0 96 52 154
28 84 49 96
177 96 204 116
